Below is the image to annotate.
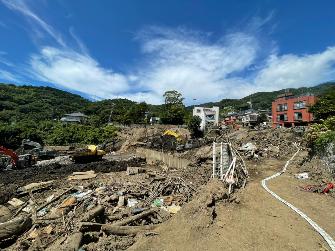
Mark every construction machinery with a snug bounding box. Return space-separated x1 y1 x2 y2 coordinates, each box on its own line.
70 145 106 163
0 146 35 169
161 129 185 150
146 129 203 151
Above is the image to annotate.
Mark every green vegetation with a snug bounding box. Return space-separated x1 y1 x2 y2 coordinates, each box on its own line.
256 113 269 125
0 82 334 150
0 121 118 149
45 123 118 146
195 82 335 112
84 99 149 126
187 115 203 138
309 85 335 120
306 86 335 154
0 83 90 123
0 83 147 149
160 90 186 125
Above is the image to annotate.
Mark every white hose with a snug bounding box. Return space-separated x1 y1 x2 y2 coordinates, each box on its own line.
261 146 335 250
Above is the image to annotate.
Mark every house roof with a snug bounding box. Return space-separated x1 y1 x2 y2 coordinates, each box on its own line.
64 112 87 117
60 117 81 122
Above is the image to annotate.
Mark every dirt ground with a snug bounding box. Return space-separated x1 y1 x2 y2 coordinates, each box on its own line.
1 128 334 250
0 155 145 205
130 155 335 251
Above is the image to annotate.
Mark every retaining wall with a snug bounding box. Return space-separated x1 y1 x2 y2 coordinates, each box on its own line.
136 148 190 169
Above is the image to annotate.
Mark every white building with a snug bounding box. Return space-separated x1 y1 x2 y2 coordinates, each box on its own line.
60 112 88 123
239 109 259 127
193 106 219 131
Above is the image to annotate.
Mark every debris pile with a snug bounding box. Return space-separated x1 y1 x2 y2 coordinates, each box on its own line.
0 156 210 250
299 182 334 195
232 129 303 160
36 156 72 167
0 155 146 205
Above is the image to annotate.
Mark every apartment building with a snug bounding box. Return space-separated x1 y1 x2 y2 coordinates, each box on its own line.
272 93 316 128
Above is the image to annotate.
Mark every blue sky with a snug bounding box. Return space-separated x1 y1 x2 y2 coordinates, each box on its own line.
1 0 335 104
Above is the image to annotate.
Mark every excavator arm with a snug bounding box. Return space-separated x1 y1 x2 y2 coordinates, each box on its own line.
0 146 18 168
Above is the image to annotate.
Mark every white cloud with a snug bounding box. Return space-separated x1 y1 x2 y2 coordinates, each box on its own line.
2 1 335 104
1 0 66 47
254 47 335 90
29 47 131 98
130 27 335 104
0 69 19 82
69 27 90 56
0 51 14 67
134 28 261 103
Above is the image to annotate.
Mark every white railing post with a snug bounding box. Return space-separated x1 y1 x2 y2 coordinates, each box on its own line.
220 142 223 179
212 142 216 178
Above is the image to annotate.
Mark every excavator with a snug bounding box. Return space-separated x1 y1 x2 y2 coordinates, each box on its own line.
69 145 106 163
156 129 202 151
0 146 35 169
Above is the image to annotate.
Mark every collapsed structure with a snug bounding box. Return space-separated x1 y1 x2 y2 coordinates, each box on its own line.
192 106 219 131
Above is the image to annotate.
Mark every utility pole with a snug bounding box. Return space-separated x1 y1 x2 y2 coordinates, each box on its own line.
108 103 115 124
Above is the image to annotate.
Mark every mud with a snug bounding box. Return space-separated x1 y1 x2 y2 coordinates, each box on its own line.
0 156 145 205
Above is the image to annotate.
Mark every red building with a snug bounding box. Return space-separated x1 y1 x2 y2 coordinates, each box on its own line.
272 93 317 128
223 115 238 125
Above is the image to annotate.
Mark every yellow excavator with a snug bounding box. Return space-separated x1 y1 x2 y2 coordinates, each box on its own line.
161 129 188 151
162 130 184 142
70 145 106 163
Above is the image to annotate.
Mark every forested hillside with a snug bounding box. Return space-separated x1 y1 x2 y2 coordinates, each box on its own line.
0 83 157 148
0 82 334 149
196 82 335 112
0 83 159 125
2 82 333 124
0 84 90 123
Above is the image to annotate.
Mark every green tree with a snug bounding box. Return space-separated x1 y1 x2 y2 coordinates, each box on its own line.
187 115 203 138
256 113 268 125
309 86 335 120
124 102 148 124
305 87 335 154
163 90 184 105
160 90 186 125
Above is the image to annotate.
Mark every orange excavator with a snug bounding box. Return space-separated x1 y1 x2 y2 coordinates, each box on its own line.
0 146 34 169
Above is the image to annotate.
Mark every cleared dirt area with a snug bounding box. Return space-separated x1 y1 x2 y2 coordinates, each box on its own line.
130 157 334 251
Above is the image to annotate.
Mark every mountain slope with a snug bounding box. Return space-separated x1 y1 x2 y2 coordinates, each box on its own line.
0 83 90 123
195 82 335 112
0 82 334 124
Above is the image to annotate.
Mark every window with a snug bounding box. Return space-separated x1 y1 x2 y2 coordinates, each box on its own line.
196 109 201 113
206 114 215 120
294 112 302 120
276 103 288 112
277 114 288 121
294 101 306 109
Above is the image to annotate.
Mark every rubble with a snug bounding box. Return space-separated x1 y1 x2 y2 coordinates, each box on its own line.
0 150 211 250
0 206 11 223
36 156 72 167
0 126 252 250
7 198 25 208
231 128 304 161
68 170 97 180
295 172 309 179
